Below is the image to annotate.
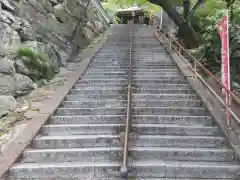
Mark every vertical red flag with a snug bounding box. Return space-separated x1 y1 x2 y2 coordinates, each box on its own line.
217 14 231 125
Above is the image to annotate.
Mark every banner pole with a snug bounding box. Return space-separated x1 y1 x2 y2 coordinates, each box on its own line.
226 11 231 127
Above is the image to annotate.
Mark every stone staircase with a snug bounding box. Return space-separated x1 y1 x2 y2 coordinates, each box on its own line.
8 25 240 179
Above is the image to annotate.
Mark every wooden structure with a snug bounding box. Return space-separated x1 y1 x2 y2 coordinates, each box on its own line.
116 7 150 24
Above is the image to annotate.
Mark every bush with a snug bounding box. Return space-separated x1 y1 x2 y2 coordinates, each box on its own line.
14 47 55 81
193 0 240 89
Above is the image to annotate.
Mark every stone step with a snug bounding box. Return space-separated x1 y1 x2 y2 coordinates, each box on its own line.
74 83 125 89
77 79 188 84
61 99 202 108
50 115 213 125
22 147 235 163
41 124 219 136
86 69 179 73
132 69 179 72
90 58 171 62
62 100 126 108
32 135 225 149
55 107 125 116
88 65 178 69
85 71 182 76
90 58 171 61
89 62 175 66
81 76 185 81
74 83 192 89
65 94 126 101
70 88 195 95
132 94 199 100
87 67 179 71
9 160 240 179
86 68 128 72
133 107 208 116
76 79 128 84
55 107 207 116
66 93 199 101
8 177 235 180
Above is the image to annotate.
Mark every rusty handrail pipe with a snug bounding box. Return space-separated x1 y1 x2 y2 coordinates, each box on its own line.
155 29 240 125
120 19 133 178
157 30 240 103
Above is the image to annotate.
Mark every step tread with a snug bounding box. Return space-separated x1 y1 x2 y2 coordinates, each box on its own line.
43 124 216 128
35 134 225 140
57 107 206 110
11 160 240 169
25 146 233 153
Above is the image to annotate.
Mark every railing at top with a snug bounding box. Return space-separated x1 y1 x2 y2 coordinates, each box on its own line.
155 29 240 127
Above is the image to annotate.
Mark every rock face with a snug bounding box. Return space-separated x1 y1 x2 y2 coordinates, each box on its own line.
0 73 35 97
0 55 15 74
0 0 109 116
0 95 17 117
0 0 109 72
0 22 21 54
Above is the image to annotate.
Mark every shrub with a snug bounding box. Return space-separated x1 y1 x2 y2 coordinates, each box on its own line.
14 47 55 81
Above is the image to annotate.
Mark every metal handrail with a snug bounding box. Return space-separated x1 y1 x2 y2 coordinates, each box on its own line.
120 19 134 178
155 29 240 126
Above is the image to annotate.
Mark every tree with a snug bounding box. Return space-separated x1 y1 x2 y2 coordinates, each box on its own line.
108 0 205 48
147 0 205 48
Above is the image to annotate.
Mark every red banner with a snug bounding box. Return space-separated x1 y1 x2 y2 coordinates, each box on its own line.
217 15 230 96
217 14 231 125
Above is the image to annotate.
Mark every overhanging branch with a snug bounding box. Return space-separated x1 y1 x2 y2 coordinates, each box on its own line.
186 0 204 21
183 0 190 19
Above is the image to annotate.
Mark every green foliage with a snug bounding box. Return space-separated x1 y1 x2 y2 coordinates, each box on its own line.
14 47 55 82
193 0 240 87
102 0 161 19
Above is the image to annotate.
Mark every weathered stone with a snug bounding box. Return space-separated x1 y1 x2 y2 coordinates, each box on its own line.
0 95 17 117
15 57 30 75
84 26 95 40
0 73 16 96
39 0 53 13
35 24 72 51
18 26 36 41
0 0 108 81
0 0 14 12
0 9 12 24
2 10 16 23
0 10 23 31
27 0 46 14
94 20 104 31
14 73 35 96
43 13 62 34
49 0 58 6
65 0 85 19
17 19 36 41
50 42 68 66
0 22 21 54
0 55 15 74
53 3 67 23
15 99 30 113
0 73 35 96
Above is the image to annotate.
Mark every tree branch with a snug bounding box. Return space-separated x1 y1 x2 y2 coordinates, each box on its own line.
148 0 184 25
148 0 200 48
183 0 190 19
186 0 204 21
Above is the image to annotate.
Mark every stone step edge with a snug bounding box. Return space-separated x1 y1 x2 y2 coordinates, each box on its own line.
11 160 240 169
24 146 233 153
56 107 206 110
42 124 215 128
34 134 225 140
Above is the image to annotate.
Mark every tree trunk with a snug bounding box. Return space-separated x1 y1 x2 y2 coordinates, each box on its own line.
148 0 201 48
